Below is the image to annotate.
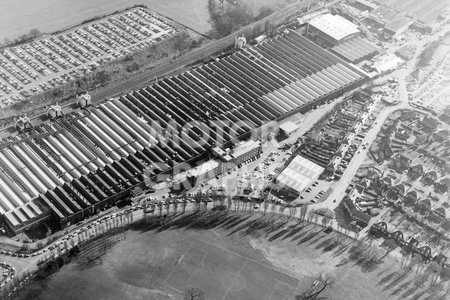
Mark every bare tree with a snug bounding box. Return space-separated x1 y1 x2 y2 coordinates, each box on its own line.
270 202 276 216
184 287 205 300
182 200 187 214
263 200 269 215
158 202 163 216
279 205 285 216
173 200 178 214
143 201 148 221
289 206 297 220
226 194 232 211
300 205 308 221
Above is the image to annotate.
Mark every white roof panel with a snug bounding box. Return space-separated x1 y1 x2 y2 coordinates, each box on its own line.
277 155 324 193
309 14 360 41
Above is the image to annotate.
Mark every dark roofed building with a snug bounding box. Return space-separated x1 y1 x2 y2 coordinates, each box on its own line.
422 170 438 185
421 116 439 132
418 199 432 210
406 190 418 201
433 207 446 219
389 154 411 173
408 164 424 180
424 170 438 181
444 106 450 116
394 183 406 196
434 177 450 194
438 113 450 125
331 37 380 63
434 253 448 265
440 177 450 186
341 197 372 228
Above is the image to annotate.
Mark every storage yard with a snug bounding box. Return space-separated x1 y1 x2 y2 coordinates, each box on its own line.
0 7 177 107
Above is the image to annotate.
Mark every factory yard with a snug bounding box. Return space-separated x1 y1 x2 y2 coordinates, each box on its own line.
0 7 177 107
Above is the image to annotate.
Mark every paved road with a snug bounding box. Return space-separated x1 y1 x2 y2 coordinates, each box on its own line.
310 22 449 220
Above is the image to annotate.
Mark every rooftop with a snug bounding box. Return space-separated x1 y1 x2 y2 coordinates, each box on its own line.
231 140 261 159
309 14 360 41
173 160 219 182
279 121 300 135
276 155 324 193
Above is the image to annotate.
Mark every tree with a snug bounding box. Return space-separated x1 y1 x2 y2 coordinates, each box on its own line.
263 200 269 215
226 194 232 211
300 205 308 220
2 37 12 46
126 62 140 73
184 287 205 300
158 202 163 216
279 205 285 216
173 31 192 53
173 200 179 214
270 202 276 215
289 206 297 219
143 201 148 221
29 28 41 38
95 70 111 85
165 200 171 216
207 0 253 38
256 7 274 21
181 199 187 214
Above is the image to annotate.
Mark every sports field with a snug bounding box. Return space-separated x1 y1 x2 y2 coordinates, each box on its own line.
18 213 443 300
34 228 302 300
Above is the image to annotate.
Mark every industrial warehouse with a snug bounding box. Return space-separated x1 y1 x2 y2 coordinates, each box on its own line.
0 0 449 299
0 29 367 234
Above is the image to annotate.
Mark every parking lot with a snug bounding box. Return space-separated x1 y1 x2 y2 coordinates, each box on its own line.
0 7 177 106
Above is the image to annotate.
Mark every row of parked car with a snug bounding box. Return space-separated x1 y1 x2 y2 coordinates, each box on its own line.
0 7 176 102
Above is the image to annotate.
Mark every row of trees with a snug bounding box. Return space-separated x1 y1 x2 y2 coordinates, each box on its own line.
0 29 41 48
207 0 274 38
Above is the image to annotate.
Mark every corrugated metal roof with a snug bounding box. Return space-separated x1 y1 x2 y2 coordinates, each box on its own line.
309 14 360 41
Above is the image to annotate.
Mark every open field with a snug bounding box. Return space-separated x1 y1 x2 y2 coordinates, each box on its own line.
0 0 305 41
0 0 211 41
15 212 436 300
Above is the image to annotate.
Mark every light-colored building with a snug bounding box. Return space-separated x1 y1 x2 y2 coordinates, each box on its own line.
279 121 300 136
276 155 325 194
371 53 404 73
308 14 360 45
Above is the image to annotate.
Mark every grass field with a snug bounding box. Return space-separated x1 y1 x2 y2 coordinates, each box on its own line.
0 0 211 41
18 213 445 300
0 0 303 41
